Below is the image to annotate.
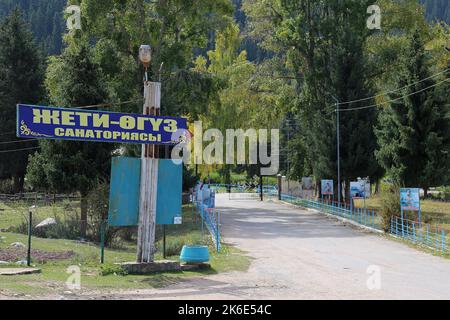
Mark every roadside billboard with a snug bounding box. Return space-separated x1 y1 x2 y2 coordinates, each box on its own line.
350 180 371 198
301 177 314 191
321 180 334 196
302 177 314 198
400 188 420 211
17 104 188 145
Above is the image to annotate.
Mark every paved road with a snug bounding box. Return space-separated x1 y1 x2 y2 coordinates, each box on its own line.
103 194 450 300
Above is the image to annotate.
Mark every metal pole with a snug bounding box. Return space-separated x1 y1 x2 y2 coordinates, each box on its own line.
100 220 105 264
27 210 32 267
287 126 290 187
363 180 366 212
260 174 263 201
163 225 166 259
277 174 282 200
336 100 341 206
216 211 220 252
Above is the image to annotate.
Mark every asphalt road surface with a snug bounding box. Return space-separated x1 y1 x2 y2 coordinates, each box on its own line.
103 194 450 300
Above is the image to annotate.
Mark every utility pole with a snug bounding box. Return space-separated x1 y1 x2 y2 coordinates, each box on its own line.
336 100 341 206
287 122 290 193
260 174 263 202
136 45 160 263
329 95 341 206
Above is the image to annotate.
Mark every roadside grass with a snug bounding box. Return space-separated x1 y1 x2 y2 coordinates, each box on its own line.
0 203 250 296
0 200 79 230
384 233 450 260
0 235 248 296
354 197 450 227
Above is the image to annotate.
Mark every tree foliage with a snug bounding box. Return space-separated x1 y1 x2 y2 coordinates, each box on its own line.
0 0 66 55
26 44 113 235
0 9 44 192
375 30 450 194
244 0 383 198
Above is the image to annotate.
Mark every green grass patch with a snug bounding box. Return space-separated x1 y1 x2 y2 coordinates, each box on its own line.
384 233 450 260
354 197 450 225
0 203 250 297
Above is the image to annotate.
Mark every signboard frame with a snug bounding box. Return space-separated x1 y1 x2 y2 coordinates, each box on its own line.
301 177 314 199
17 104 188 145
108 157 183 227
400 188 422 230
321 179 334 196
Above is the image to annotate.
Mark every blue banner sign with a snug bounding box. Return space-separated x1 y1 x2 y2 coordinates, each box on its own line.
17 104 188 145
400 188 420 211
321 179 334 196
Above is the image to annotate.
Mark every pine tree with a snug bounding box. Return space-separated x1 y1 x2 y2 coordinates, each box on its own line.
0 9 44 192
375 29 450 195
26 44 113 236
0 0 67 55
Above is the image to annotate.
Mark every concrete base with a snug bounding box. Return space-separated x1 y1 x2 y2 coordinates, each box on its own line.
0 268 41 276
119 260 181 275
180 263 211 272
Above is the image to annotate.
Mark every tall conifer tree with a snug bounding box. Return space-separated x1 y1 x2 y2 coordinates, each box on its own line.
0 9 44 192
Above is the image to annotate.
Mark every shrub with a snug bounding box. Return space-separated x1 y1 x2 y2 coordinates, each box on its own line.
100 263 128 276
380 184 401 232
85 181 118 246
11 182 120 246
12 215 82 240
0 179 14 194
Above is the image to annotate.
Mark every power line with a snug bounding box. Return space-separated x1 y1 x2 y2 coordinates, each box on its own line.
0 131 16 137
0 146 41 154
337 78 449 112
336 68 449 106
0 139 38 145
72 99 143 110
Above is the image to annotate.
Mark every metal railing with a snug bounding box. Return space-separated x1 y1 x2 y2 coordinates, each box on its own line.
193 197 221 253
390 216 449 255
280 194 382 230
279 193 449 256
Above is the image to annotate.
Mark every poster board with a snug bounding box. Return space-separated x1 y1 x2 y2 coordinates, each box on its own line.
350 180 370 198
302 177 314 198
321 180 334 196
400 188 420 211
108 157 183 226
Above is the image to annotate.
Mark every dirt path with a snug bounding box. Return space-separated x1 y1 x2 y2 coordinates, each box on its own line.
8 194 450 300
77 194 450 300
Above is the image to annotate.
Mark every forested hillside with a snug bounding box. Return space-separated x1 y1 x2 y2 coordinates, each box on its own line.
0 0 448 58
0 0 66 55
420 0 450 23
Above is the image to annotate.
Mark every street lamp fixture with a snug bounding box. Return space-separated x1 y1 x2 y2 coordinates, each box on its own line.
139 45 152 68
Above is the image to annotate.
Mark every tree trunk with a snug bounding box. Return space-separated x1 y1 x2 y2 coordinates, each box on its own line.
12 175 20 194
19 176 25 193
374 180 380 195
224 165 231 185
80 195 88 238
344 178 350 204
423 187 428 199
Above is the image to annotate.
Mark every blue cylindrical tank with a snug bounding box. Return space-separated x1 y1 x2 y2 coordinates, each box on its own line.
180 245 210 264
